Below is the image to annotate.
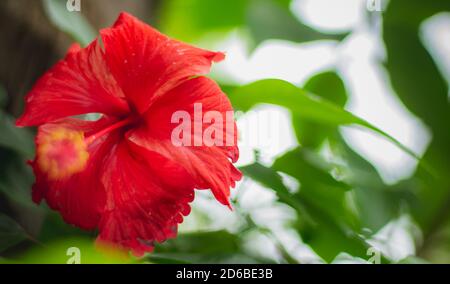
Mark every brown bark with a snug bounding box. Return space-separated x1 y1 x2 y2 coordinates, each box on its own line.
0 0 160 116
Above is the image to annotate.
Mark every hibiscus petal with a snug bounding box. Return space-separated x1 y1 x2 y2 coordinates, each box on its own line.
16 40 129 127
128 77 242 207
100 12 224 114
97 140 195 256
31 118 117 229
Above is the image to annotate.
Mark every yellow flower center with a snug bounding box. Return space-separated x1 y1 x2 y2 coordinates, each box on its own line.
37 128 89 180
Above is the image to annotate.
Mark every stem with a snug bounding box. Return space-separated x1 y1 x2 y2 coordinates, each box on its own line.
85 116 135 145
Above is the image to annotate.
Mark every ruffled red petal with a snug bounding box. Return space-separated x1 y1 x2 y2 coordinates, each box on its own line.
96 140 195 256
16 40 130 127
100 12 224 114
128 77 242 206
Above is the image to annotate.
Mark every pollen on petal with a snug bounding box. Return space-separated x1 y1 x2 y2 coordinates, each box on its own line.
37 128 89 180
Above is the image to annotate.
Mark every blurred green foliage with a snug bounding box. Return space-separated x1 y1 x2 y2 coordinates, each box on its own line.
150 230 275 264
160 0 346 48
1 0 449 264
0 214 28 253
382 0 450 263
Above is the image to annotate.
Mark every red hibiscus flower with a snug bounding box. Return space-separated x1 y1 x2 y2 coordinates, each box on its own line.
16 12 242 256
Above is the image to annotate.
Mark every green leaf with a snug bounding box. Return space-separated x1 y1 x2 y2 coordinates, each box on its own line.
0 214 28 253
240 163 289 193
293 71 348 148
151 230 266 264
384 1 450 137
240 161 371 263
272 147 356 227
247 0 347 46
0 111 34 207
383 0 450 236
229 79 420 161
0 111 34 157
0 149 34 207
42 0 96 46
240 163 313 223
329 138 406 232
36 211 93 243
303 71 348 107
299 215 371 263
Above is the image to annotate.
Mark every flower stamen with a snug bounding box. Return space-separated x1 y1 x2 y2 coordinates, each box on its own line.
85 116 136 145
37 117 136 180
37 128 89 180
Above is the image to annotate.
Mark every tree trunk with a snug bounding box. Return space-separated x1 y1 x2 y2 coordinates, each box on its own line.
0 0 160 116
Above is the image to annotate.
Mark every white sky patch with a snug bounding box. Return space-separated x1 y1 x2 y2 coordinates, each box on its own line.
237 179 323 263
214 33 337 85
421 12 450 93
180 189 242 232
235 105 298 167
243 231 283 262
368 215 420 261
291 0 365 33
338 31 431 183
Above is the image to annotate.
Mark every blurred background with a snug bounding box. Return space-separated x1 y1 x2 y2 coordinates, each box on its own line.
0 0 449 264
